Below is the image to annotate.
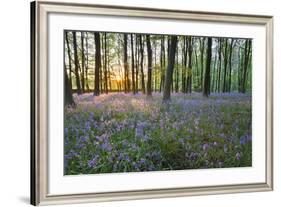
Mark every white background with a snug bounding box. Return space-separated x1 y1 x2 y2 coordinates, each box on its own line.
48 12 266 195
0 0 279 206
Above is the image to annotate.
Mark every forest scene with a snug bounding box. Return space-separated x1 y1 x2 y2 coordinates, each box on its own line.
64 31 252 175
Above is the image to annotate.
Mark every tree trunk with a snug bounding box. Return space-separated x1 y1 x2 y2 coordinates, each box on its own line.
175 45 179 93
104 33 108 93
163 36 177 102
241 39 251 93
222 38 228 92
131 34 136 94
154 38 157 92
211 40 217 92
203 37 212 97
182 37 188 93
160 36 166 92
228 39 234 92
64 64 75 106
94 32 101 96
146 35 153 96
65 32 73 90
85 32 90 91
80 32 85 93
187 36 193 93
123 34 129 93
194 38 200 91
216 38 222 92
200 37 205 91
135 34 139 93
72 31 82 95
139 35 145 94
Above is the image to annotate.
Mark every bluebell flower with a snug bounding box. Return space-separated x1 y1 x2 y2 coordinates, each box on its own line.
224 144 228 153
236 152 241 160
88 155 99 168
202 143 209 151
101 141 112 152
135 122 145 137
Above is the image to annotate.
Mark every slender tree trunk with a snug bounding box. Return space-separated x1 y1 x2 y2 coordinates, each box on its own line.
211 40 217 92
194 38 200 91
146 35 153 96
135 34 139 93
175 45 179 93
200 37 205 91
217 38 222 92
160 36 166 92
163 36 177 102
94 32 101 96
238 47 242 92
100 35 103 94
222 38 228 92
64 64 75 106
104 33 108 94
203 37 212 97
123 34 129 93
154 38 157 92
187 36 193 93
228 39 234 92
80 32 85 93
65 32 73 90
242 39 251 93
130 34 136 94
138 35 145 94
182 37 188 93
85 32 90 91
72 32 82 95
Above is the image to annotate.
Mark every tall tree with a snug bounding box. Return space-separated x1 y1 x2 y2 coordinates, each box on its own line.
222 38 229 92
163 36 178 102
182 37 188 92
175 44 179 92
64 64 75 106
211 39 217 92
186 36 193 93
80 32 85 93
123 34 130 93
85 32 90 91
227 39 234 92
72 31 82 95
203 37 212 97
135 34 139 93
154 38 158 92
146 35 153 96
131 34 136 94
94 32 101 96
138 35 145 94
160 36 166 92
216 38 222 92
241 39 252 93
65 32 73 90
200 37 205 91
104 33 108 93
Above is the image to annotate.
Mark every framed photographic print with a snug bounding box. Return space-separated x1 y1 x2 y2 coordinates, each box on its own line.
30 0 273 205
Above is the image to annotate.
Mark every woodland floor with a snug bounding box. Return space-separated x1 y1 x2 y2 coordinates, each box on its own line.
64 92 252 175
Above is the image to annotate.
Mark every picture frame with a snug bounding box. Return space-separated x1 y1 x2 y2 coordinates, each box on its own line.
30 0 273 205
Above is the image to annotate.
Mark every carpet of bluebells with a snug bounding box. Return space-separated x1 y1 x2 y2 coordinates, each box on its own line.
64 92 252 175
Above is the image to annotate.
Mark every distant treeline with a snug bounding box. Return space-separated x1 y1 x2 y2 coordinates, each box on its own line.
64 31 252 105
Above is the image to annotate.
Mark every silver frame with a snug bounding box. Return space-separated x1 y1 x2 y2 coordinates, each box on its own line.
30 0 274 205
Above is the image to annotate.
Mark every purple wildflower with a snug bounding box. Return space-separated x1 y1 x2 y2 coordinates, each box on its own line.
101 141 112 152
88 155 99 168
135 122 145 137
224 144 228 153
236 152 241 160
202 143 209 151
